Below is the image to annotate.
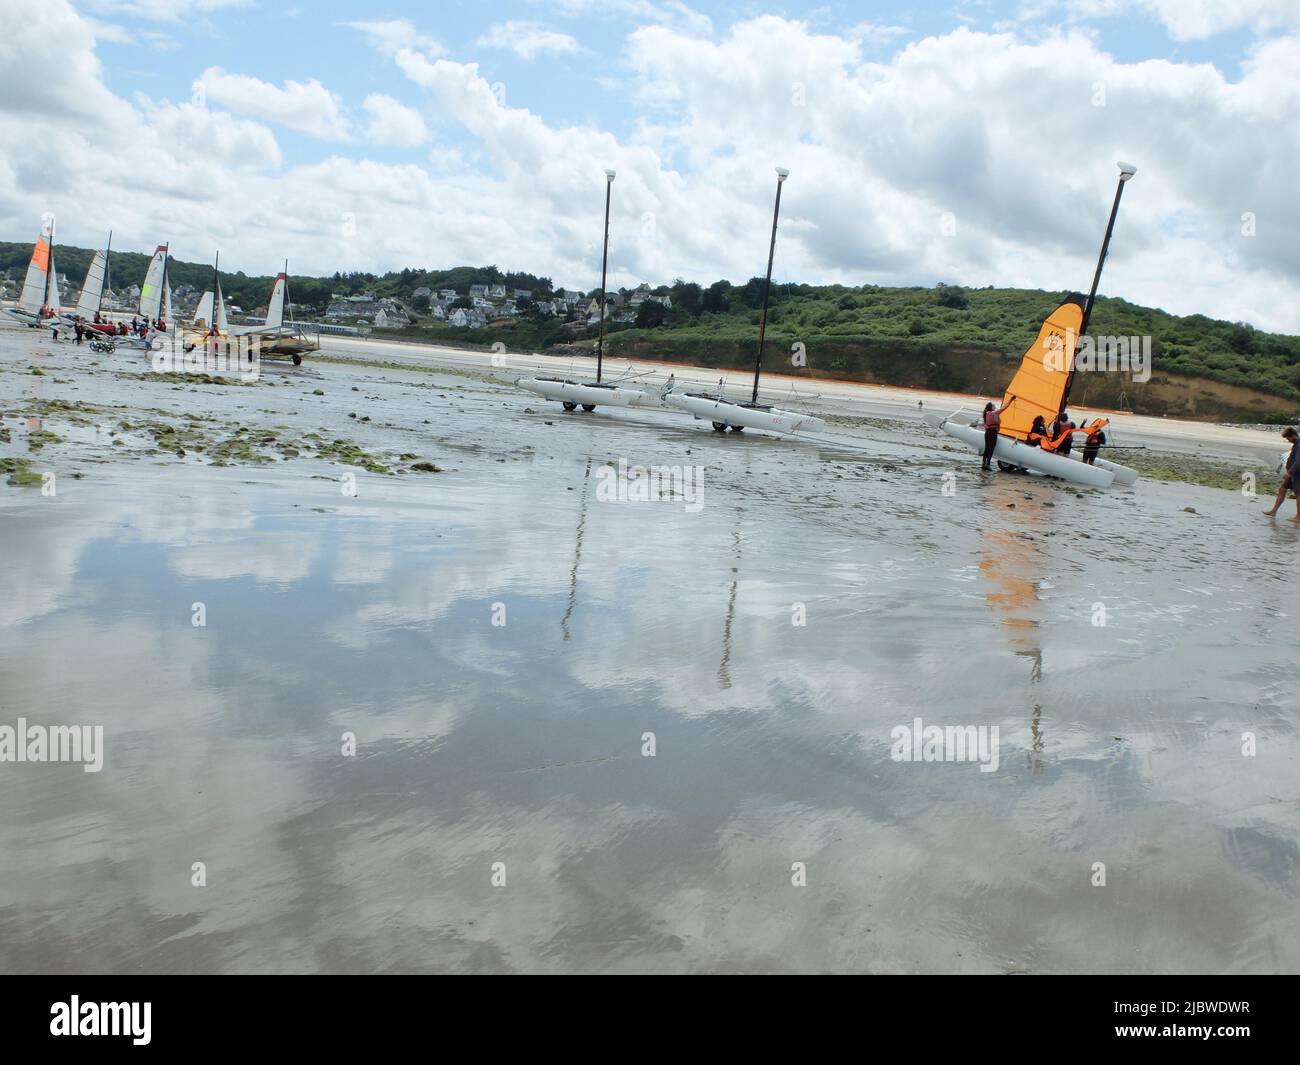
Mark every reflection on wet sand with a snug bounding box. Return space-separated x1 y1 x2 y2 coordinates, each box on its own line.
560 459 592 642
717 529 742 690
2 323 1299 974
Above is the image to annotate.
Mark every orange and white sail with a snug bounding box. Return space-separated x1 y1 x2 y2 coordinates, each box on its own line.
997 301 1084 442
18 223 54 314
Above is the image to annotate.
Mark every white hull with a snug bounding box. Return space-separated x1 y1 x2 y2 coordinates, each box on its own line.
927 413 1116 487
1065 449 1139 486
517 377 647 408
4 307 44 327
666 392 826 435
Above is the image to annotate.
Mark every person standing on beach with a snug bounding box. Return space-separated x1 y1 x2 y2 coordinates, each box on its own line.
1264 426 1300 520
980 396 1016 470
1082 420 1106 465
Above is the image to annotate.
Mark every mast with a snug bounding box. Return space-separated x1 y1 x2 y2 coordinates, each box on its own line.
1066 162 1136 406
160 243 170 326
284 258 291 328
752 167 788 405
45 215 56 313
596 169 615 384
102 231 112 313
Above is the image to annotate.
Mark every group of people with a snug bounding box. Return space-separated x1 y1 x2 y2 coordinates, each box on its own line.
979 399 1108 470
64 312 167 344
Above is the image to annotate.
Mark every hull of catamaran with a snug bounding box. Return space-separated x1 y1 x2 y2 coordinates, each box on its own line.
925 413 1115 487
4 307 46 327
55 313 116 334
231 326 319 358
1064 449 1139 486
517 377 648 407
666 392 826 435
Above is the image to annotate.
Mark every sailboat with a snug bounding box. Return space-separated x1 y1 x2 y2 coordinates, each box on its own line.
57 232 118 336
231 261 319 364
114 243 172 349
664 168 825 435
5 216 62 328
187 252 229 340
924 162 1140 488
516 169 649 411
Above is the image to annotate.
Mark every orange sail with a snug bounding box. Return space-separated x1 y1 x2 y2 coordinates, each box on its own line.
998 301 1083 441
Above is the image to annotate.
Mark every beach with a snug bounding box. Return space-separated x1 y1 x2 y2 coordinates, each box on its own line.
1 321 1297 974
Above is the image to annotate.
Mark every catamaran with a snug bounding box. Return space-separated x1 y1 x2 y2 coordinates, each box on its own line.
925 162 1141 488
5 217 62 328
230 261 319 364
189 252 229 338
114 243 173 349
664 168 826 436
517 169 650 411
57 232 118 337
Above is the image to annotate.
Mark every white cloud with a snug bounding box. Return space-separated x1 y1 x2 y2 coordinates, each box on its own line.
541 0 713 37
846 21 911 45
1053 0 1300 41
4 0 1299 337
478 21 586 60
342 18 444 58
87 0 252 22
362 93 428 148
197 67 350 140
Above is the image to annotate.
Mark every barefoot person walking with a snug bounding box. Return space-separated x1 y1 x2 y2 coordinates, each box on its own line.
1265 426 1300 520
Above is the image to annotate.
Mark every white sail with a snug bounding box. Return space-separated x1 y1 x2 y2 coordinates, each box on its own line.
216 281 229 331
46 245 62 314
193 290 214 327
139 246 167 319
163 281 173 326
17 235 50 313
264 273 287 330
75 250 108 318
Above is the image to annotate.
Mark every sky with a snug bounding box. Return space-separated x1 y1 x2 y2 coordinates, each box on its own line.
0 0 1297 331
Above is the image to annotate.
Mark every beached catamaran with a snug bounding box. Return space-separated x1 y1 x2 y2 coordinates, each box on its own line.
665 168 825 435
230 261 319 364
5 217 62 328
924 162 1140 488
57 232 118 337
516 169 650 411
113 243 173 349
190 252 229 337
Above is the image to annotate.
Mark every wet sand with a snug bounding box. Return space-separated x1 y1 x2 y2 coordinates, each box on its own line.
1 322 1297 974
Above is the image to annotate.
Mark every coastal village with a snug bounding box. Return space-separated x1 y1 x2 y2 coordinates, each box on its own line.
322 282 673 331
0 267 675 333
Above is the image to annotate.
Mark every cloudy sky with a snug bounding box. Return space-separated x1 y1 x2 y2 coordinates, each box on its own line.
1 0 1297 331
